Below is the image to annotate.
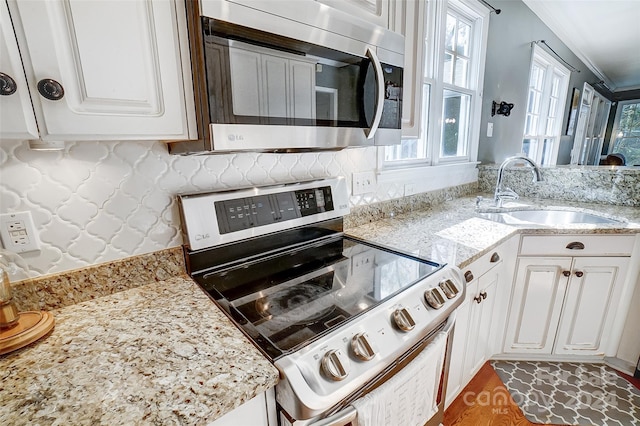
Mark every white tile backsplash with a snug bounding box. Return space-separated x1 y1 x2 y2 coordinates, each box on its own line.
1 139 403 276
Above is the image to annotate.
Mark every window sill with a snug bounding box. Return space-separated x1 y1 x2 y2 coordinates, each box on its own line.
377 161 479 195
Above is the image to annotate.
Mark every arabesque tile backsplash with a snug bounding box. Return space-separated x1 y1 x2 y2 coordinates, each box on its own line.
0 140 408 276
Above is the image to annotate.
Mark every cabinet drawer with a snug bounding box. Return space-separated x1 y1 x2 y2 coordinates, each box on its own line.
519 235 636 257
462 247 503 284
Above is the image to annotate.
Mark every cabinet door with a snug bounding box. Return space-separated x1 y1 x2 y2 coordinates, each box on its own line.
0 1 38 140
503 258 572 354
9 0 191 140
389 0 427 138
261 54 289 118
316 0 389 28
445 283 472 407
554 257 629 355
466 268 499 375
210 388 276 426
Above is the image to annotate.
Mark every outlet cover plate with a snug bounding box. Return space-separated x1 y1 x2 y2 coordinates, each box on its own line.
352 171 375 195
0 211 40 253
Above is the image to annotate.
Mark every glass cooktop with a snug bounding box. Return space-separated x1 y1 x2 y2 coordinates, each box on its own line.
194 235 442 360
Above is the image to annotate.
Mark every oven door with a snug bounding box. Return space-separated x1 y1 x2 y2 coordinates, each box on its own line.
283 313 456 426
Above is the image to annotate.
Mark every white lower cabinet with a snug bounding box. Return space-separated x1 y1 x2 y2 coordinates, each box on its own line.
555 257 629 355
503 252 630 356
446 246 507 407
210 388 277 426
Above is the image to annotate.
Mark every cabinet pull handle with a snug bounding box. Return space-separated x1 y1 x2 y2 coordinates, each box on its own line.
37 78 65 101
490 252 500 263
566 241 585 250
464 271 474 283
0 72 17 96
480 291 487 300
575 271 584 278
562 270 571 277
474 295 483 304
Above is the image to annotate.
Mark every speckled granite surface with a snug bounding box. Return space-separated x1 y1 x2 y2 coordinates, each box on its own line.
12 247 186 312
0 275 279 425
346 194 640 269
478 165 640 207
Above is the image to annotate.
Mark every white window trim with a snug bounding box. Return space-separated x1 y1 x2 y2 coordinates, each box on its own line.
377 0 489 178
523 44 570 166
377 161 480 195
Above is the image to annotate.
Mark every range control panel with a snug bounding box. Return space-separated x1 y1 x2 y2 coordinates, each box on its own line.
214 186 334 234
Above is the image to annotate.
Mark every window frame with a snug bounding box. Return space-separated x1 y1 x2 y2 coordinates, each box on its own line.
522 44 570 166
378 0 489 188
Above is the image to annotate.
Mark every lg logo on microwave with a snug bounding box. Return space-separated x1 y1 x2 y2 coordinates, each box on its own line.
227 134 244 142
195 233 210 241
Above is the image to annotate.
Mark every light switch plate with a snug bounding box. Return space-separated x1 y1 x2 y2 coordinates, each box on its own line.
0 211 40 253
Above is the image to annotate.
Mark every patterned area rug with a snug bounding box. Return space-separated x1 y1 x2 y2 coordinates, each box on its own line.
491 361 640 425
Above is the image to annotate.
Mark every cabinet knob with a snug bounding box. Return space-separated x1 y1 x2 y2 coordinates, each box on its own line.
474 295 483 304
0 73 17 96
480 291 487 300
575 271 584 278
566 241 585 250
490 252 501 263
464 271 474 283
37 78 65 101
562 270 571 277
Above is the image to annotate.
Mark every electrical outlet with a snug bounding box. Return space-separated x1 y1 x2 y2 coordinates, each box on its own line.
352 171 375 195
404 183 418 196
0 211 40 253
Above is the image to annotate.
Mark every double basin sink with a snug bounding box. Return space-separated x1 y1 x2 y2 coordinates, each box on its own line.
478 208 626 227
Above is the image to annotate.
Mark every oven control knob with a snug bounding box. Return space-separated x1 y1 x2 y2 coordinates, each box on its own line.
392 307 415 332
321 349 350 381
439 279 460 299
351 332 376 361
424 287 446 309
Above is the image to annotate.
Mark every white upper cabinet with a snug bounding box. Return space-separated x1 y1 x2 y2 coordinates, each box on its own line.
0 1 38 140
3 0 195 141
316 0 390 28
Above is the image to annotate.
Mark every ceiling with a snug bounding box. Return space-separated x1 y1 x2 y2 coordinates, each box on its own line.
523 0 640 92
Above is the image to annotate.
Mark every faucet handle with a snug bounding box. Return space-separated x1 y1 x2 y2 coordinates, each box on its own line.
497 188 519 199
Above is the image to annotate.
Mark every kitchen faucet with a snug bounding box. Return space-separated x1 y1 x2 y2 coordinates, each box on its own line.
494 156 543 207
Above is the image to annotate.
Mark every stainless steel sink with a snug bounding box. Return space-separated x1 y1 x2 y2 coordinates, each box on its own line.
478 209 625 226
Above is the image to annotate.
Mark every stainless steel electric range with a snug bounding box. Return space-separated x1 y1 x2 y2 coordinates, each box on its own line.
178 177 465 426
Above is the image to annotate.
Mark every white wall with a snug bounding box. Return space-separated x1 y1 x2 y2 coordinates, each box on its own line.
0 139 405 276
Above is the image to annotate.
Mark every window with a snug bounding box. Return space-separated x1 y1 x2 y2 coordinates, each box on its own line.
383 0 488 170
609 100 640 166
522 45 570 165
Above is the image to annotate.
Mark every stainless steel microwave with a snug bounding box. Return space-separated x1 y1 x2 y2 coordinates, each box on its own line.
169 0 405 155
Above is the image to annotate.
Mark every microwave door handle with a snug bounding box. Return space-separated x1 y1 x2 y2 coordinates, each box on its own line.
364 47 385 139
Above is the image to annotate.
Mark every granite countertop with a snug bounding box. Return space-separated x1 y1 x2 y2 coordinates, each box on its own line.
0 275 279 425
2 193 639 425
345 194 640 269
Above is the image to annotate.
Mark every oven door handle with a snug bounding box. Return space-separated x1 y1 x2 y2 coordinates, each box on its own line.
308 406 357 426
